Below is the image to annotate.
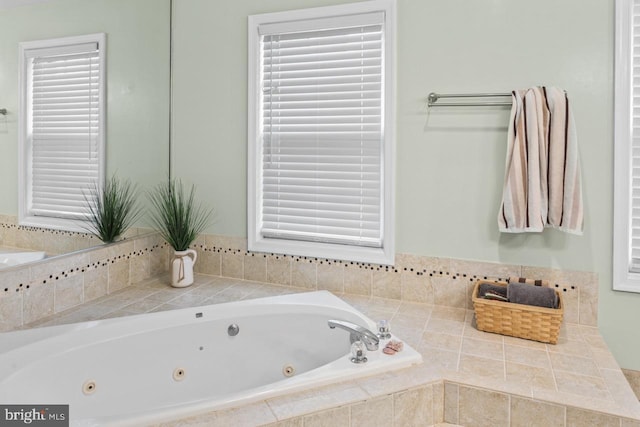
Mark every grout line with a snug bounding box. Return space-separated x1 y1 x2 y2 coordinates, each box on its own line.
391 384 396 425
263 399 280 424
502 336 507 381
456 383 459 425
456 317 464 372
546 343 559 394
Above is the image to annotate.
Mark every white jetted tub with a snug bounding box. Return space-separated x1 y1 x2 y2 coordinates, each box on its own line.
0 249 46 268
0 291 422 426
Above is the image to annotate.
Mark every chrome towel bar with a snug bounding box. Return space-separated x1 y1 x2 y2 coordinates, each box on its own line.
427 92 512 107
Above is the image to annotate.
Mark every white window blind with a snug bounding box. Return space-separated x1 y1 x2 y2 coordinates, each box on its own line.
25 40 103 221
258 13 385 248
629 0 640 272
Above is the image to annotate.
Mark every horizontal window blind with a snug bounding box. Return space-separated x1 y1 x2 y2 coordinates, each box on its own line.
631 1 640 271
259 16 384 247
27 42 101 220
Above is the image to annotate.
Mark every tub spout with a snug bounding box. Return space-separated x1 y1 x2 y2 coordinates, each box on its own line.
328 319 379 351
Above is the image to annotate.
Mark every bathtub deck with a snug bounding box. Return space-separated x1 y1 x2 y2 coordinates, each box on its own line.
24 274 640 426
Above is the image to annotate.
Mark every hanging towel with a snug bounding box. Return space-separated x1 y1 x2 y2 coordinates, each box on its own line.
498 86 583 234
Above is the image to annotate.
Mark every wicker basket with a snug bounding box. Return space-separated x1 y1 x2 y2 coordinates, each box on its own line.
472 280 563 344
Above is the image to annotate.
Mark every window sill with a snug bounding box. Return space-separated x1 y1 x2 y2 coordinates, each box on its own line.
249 236 394 266
612 267 640 293
19 215 88 234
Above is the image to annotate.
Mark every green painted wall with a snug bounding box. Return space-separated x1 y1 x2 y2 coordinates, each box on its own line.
0 0 170 216
172 0 640 370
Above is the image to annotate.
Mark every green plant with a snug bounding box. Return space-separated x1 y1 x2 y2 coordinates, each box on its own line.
83 175 142 243
147 179 213 251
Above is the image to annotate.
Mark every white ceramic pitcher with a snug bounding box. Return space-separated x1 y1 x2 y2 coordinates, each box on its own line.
171 249 198 287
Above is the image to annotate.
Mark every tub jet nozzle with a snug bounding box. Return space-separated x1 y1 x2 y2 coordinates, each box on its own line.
228 324 240 336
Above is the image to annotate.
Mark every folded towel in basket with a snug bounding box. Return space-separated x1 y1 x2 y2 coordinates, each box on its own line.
478 282 508 300
507 282 558 309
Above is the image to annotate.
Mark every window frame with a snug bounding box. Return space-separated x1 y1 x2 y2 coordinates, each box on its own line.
18 33 106 233
247 0 396 265
613 0 640 292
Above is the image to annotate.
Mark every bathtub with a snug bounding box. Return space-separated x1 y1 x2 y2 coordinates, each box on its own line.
0 291 422 426
0 249 46 268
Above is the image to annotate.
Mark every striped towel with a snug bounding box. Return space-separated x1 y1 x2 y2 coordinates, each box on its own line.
498 87 583 234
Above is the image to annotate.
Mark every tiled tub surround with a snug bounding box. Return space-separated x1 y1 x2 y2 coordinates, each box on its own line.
0 230 598 334
0 232 169 331
7 291 421 426
0 214 152 256
191 234 598 327
20 274 640 427
0 231 617 425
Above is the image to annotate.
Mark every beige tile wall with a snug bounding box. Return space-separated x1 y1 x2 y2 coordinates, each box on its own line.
0 232 168 331
163 383 442 427
165 380 640 427
191 234 599 326
0 229 600 335
624 369 640 401
442 382 640 427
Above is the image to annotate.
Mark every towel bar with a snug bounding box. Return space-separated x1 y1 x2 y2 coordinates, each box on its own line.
427 92 512 108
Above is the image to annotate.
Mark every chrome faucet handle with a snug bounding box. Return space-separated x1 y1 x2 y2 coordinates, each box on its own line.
377 319 391 339
350 340 368 364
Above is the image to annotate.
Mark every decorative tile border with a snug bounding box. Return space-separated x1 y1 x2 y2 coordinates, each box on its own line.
0 214 151 256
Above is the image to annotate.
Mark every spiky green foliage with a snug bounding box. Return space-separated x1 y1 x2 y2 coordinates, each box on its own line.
147 179 213 251
83 176 142 243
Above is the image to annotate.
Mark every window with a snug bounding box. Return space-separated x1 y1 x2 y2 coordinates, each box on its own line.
614 0 640 291
18 34 105 232
248 0 396 265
